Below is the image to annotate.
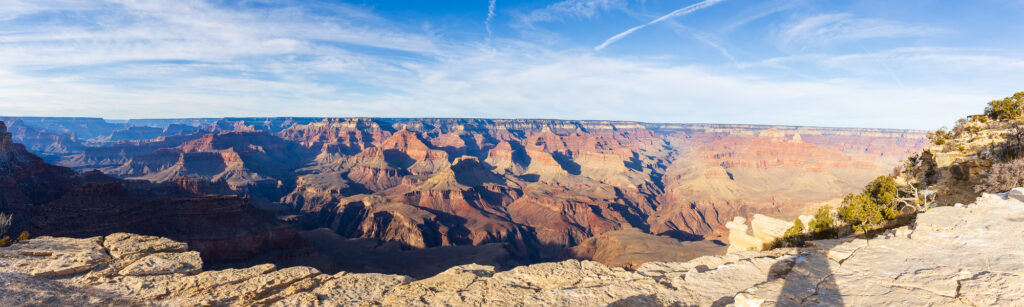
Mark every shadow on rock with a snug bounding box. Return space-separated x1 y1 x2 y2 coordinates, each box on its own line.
774 249 843 306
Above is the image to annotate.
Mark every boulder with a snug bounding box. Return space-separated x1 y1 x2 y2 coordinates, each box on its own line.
750 214 793 243
727 215 798 253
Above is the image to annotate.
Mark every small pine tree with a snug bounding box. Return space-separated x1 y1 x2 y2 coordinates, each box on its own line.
863 176 898 206
783 218 805 238
838 194 885 232
808 205 837 239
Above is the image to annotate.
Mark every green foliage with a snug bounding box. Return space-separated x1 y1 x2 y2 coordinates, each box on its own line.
838 194 883 232
16 231 29 243
863 175 898 206
985 92 1024 121
765 218 809 249
928 128 949 145
808 205 837 239
784 218 805 238
837 177 902 232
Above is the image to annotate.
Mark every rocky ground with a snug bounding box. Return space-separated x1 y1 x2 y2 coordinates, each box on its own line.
2 188 1022 306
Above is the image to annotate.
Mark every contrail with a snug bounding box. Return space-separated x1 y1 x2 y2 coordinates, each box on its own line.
486 0 497 37
595 0 725 51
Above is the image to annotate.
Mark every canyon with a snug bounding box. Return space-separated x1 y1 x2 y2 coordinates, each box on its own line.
0 117 928 275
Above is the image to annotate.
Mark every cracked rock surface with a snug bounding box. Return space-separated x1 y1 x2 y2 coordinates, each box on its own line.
1 189 1023 306
735 190 1024 306
0 233 797 306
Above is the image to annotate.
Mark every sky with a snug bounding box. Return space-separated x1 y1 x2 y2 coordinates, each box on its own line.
1 0 1023 129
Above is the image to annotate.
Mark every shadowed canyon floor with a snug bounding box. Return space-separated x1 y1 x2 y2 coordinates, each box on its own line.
1 189 1022 306
0 117 927 274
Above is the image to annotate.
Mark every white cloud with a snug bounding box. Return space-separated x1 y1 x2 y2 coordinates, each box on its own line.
777 14 943 51
0 0 1016 130
520 0 626 25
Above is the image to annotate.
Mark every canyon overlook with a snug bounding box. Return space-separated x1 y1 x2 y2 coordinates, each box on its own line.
3 188 1022 306
0 117 928 275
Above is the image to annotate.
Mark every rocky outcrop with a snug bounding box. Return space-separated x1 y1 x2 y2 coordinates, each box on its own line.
3 189 1023 306
725 214 810 252
0 233 798 306
733 189 1024 306
569 228 726 269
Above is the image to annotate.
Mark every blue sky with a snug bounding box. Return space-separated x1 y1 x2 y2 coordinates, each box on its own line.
1 0 1023 129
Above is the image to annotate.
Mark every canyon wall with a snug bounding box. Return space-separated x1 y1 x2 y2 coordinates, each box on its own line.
1 117 929 267
0 121 308 266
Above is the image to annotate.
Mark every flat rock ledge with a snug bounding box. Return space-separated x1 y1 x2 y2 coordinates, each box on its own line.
2 189 1024 306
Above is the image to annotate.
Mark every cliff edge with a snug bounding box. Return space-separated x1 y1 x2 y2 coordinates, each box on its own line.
2 188 1023 306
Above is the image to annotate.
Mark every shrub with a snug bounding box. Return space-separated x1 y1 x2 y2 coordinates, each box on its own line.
974 159 1024 193
985 92 1024 121
0 236 10 248
838 194 884 232
863 175 898 207
16 231 29 243
784 218 805 237
766 218 809 249
927 128 949 145
808 205 837 239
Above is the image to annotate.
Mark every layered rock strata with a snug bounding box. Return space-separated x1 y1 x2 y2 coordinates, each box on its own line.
8 117 929 268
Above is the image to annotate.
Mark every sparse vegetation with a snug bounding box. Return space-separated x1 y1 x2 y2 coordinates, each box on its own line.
765 205 841 249
974 159 1024 193
836 175 904 232
807 205 838 239
927 128 949 145
762 91 1024 251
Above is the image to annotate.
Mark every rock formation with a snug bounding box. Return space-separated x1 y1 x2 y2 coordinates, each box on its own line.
3 188 1021 306
0 122 307 266
725 214 811 253
7 117 929 269
568 227 726 269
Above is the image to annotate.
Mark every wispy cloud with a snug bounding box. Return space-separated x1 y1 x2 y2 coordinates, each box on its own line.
595 0 725 51
777 13 943 51
0 0 1018 130
520 0 626 25
486 0 497 36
